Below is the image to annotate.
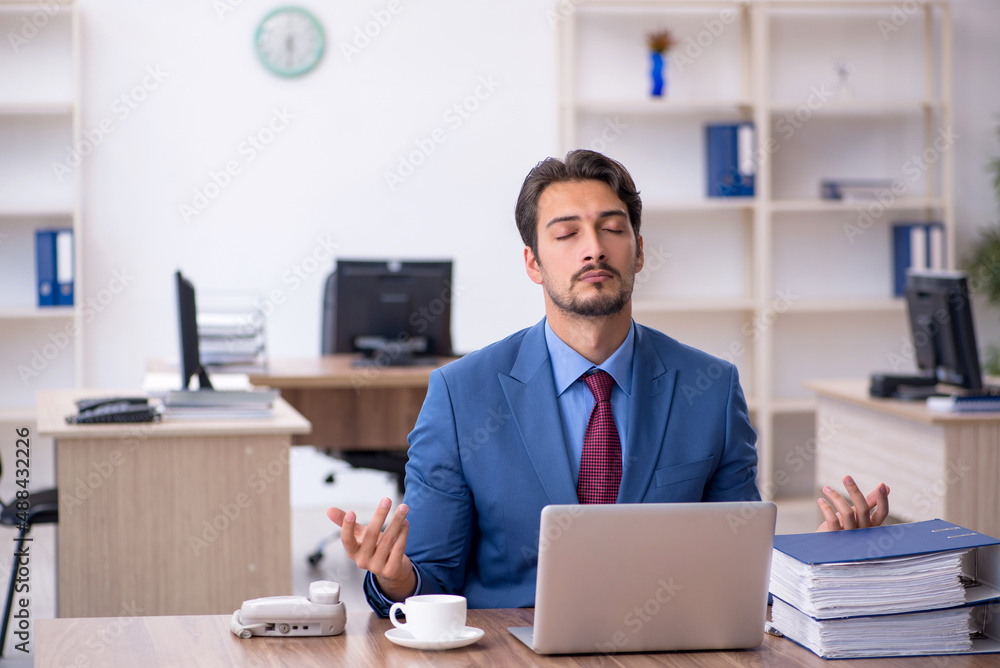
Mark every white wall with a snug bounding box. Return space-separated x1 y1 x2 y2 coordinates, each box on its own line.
75 0 1000 388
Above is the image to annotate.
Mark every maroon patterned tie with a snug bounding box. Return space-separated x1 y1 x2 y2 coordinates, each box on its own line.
577 370 622 504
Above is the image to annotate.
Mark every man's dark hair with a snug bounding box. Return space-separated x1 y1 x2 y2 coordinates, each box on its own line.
514 149 642 257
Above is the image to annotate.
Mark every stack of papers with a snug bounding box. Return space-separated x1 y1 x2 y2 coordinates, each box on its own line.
162 389 278 419
197 311 266 371
769 549 968 618
771 602 973 659
768 520 1000 659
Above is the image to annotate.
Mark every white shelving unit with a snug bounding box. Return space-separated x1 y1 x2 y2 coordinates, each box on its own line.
0 0 81 413
560 0 953 499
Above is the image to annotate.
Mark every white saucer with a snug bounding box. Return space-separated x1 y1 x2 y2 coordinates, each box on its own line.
384 626 484 650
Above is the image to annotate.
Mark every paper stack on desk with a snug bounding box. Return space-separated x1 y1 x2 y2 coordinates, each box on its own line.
769 520 1000 659
161 388 279 419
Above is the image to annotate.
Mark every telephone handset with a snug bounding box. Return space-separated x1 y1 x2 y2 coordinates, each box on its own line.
66 397 161 424
230 581 347 638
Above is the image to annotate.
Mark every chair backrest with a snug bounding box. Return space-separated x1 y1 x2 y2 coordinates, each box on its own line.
320 270 341 354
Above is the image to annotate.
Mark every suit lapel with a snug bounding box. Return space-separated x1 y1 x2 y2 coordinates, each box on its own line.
618 325 677 503
499 321 578 505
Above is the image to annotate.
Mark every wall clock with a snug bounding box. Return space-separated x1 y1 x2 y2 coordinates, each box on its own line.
255 7 325 77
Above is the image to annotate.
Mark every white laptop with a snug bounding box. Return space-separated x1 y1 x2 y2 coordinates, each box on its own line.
508 501 776 655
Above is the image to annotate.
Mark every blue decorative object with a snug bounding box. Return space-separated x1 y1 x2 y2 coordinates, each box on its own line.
650 51 666 97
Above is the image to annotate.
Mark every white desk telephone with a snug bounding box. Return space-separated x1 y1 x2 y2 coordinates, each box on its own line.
230 581 347 638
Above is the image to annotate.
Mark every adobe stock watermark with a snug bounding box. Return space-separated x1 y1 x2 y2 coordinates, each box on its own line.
884 280 966 372
213 0 246 20
383 76 501 191
844 126 958 243
519 505 584 567
581 117 627 154
7 1 62 53
545 0 585 28
672 5 739 74
458 404 512 462
179 107 295 223
878 0 929 41
17 268 135 384
340 0 403 63
678 289 798 405
51 66 169 182
593 577 683 658
224 235 340 348
632 244 672 291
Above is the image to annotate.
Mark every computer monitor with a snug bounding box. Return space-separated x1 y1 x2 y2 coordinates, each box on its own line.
327 260 454 365
905 269 983 391
175 270 213 390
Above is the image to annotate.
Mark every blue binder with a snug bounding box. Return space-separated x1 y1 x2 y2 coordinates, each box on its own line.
55 228 74 306
774 518 999 564
892 222 945 296
35 229 57 307
706 122 755 198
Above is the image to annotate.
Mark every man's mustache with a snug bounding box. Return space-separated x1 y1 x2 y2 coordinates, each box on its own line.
572 263 621 283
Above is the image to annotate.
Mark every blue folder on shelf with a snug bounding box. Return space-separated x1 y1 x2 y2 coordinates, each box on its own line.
55 228 74 306
35 229 57 307
706 122 755 198
892 222 945 297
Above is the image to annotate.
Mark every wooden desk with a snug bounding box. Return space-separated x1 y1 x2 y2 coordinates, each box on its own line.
35 607 997 667
36 389 311 618
248 355 456 451
806 379 1000 537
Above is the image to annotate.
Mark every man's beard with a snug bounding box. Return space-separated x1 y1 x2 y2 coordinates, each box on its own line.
544 261 635 318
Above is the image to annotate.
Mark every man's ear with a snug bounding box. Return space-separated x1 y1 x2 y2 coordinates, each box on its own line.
524 246 543 286
635 234 645 274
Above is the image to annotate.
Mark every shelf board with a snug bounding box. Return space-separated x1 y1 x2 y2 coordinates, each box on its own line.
782 297 906 313
0 1 72 12
572 98 753 116
0 205 75 219
0 102 74 116
0 306 76 320
632 297 755 313
769 99 943 116
645 198 755 213
770 198 944 213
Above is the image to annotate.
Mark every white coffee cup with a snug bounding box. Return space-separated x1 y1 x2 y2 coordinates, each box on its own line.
389 594 467 642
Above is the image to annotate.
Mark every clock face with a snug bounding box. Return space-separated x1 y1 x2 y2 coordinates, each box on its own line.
255 7 325 77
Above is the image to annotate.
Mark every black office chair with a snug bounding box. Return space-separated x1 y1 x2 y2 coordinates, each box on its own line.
307 270 409 566
320 269 410 496
0 455 57 657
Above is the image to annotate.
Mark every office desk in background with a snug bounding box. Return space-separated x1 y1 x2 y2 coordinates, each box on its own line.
807 380 1000 538
247 355 457 451
36 389 311 618
35 608 998 667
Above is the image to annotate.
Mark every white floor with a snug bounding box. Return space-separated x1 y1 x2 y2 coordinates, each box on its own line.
0 446 818 661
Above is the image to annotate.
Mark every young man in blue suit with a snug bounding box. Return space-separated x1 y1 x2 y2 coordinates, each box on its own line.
328 150 890 615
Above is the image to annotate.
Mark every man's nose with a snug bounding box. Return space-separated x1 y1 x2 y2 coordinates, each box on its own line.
580 228 607 263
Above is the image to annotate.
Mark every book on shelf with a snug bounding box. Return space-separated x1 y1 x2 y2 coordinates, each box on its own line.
705 122 755 198
892 222 945 297
820 179 895 202
769 519 1000 659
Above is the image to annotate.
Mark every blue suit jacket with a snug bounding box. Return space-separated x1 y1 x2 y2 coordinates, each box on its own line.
365 319 760 615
